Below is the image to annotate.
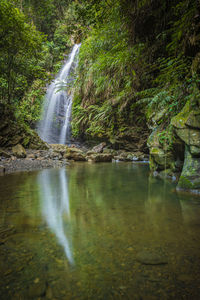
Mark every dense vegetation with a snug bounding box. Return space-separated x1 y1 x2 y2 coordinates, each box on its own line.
0 0 199 142
71 0 200 142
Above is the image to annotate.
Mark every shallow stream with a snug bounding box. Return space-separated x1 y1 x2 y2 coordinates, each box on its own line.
0 163 200 299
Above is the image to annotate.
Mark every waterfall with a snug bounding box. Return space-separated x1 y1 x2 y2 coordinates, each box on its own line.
38 44 81 144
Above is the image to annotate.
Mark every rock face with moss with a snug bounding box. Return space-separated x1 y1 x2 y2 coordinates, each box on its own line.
171 101 200 193
147 99 200 193
147 125 184 179
0 105 47 150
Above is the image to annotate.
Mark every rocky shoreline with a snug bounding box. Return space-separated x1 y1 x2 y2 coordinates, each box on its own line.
0 142 149 174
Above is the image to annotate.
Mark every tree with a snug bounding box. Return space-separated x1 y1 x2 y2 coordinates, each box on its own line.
0 0 44 104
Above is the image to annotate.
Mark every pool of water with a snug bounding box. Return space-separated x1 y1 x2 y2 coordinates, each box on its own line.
0 162 200 299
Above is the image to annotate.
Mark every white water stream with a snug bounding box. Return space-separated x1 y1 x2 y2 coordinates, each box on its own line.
38 44 81 144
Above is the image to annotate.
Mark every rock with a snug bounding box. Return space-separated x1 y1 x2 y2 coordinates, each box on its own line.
177 146 200 192
87 153 112 162
0 149 11 158
12 144 26 158
86 150 96 156
50 144 68 155
103 148 117 155
91 142 106 153
147 127 184 173
0 165 5 174
175 128 200 148
64 147 86 161
136 249 168 265
49 151 62 160
171 101 200 149
27 153 36 159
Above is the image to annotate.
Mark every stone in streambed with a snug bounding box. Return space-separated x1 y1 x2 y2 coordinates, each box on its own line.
87 153 112 162
136 249 168 265
12 144 26 158
64 147 86 161
91 142 106 153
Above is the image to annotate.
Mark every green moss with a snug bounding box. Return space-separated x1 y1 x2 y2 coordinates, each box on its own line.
178 176 193 189
171 100 191 129
23 137 30 147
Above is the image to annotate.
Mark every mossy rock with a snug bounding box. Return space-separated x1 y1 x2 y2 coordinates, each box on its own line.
171 100 191 129
177 146 200 191
175 128 200 148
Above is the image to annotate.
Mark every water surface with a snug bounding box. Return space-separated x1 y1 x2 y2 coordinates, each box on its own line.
0 163 200 299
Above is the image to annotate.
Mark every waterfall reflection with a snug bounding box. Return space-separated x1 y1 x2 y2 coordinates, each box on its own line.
38 168 74 264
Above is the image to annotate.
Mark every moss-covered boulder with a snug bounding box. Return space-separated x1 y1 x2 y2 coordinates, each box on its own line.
147 127 184 173
171 100 200 193
177 146 200 192
63 147 86 161
12 144 26 158
87 153 113 162
171 100 200 152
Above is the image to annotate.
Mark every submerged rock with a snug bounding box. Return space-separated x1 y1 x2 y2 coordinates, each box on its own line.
136 249 168 265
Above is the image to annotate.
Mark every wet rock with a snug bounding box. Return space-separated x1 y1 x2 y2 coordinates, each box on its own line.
87 153 112 162
12 144 26 158
147 127 184 173
27 153 36 159
0 149 11 158
49 151 62 160
0 165 5 174
136 249 168 265
64 147 86 161
91 142 106 153
177 146 200 192
50 144 68 155
86 150 96 156
171 101 200 193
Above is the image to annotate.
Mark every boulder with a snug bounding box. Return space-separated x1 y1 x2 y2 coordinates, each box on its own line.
171 100 200 193
171 101 200 150
147 128 183 172
91 142 106 153
12 144 26 158
87 153 112 162
177 146 200 192
64 147 86 161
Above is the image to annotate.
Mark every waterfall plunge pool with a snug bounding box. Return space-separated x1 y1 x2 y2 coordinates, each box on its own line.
0 162 200 299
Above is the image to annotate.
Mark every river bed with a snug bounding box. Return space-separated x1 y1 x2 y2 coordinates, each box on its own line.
0 162 200 299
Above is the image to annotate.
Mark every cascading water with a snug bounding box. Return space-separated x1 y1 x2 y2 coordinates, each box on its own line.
38 44 81 144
